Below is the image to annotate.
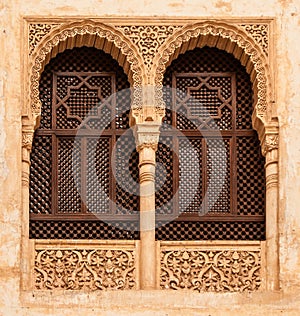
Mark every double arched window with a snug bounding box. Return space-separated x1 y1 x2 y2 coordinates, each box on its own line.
29 46 265 241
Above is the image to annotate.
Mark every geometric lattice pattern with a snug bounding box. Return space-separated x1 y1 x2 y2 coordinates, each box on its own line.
206 138 231 213
30 47 137 239
29 136 52 214
30 220 139 239
155 136 174 215
237 136 265 215
158 47 265 240
156 221 265 240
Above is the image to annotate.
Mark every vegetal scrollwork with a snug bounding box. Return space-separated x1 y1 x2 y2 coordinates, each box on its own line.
160 249 261 292
35 248 136 290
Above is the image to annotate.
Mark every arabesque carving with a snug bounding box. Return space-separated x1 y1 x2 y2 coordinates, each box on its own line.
116 25 182 76
29 23 60 55
240 24 269 55
161 249 261 292
35 248 136 290
153 22 271 121
29 21 145 116
262 134 279 155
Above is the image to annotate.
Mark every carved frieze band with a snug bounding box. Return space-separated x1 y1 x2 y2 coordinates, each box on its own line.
35 248 136 290
160 248 261 292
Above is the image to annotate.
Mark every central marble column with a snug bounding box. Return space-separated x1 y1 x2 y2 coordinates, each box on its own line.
134 123 160 289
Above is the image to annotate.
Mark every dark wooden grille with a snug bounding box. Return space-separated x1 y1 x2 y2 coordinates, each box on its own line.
156 47 265 240
29 47 139 239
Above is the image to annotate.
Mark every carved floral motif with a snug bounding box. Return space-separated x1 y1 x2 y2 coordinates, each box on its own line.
29 23 60 55
240 24 269 55
262 134 279 155
35 248 136 290
29 22 145 115
116 25 182 74
153 23 270 119
160 249 261 292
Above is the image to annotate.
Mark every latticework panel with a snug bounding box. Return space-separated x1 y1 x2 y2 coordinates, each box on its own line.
163 47 253 130
38 46 130 130
206 138 231 213
55 73 115 130
174 74 233 130
86 137 110 214
30 220 139 239
156 221 265 240
155 136 174 215
30 46 137 240
57 137 82 213
115 133 139 215
179 138 202 214
29 136 52 214
237 136 265 215
158 46 265 241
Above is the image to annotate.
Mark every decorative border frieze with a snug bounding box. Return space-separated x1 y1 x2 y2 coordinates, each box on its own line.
160 242 262 292
34 241 138 290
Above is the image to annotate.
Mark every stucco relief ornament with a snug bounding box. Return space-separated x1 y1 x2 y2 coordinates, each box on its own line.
153 23 270 120
35 248 136 290
240 24 269 56
160 249 261 292
22 132 34 149
29 23 60 55
29 22 145 115
116 25 182 76
262 135 279 155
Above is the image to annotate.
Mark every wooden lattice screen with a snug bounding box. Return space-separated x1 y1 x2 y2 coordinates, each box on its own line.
29 46 265 241
155 47 265 240
29 47 139 239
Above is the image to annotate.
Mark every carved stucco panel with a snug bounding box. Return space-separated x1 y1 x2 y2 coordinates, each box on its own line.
160 249 261 292
239 24 269 56
29 23 61 55
35 248 136 290
116 25 183 77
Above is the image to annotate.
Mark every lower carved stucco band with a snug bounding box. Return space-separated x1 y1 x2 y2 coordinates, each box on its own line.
160 243 262 292
34 244 136 290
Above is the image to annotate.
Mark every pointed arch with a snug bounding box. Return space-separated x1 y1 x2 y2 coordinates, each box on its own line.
152 21 273 137
28 20 146 124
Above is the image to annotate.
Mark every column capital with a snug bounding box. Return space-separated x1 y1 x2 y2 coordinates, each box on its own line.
261 134 279 157
133 122 161 152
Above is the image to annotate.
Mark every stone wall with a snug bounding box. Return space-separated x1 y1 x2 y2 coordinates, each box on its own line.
1 0 300 315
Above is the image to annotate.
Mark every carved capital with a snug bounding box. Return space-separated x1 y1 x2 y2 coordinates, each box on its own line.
262 134 278 156
22 132 34 150
133 123 161 153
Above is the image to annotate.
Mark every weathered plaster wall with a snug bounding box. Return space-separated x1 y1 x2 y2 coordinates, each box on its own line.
1 0 300 314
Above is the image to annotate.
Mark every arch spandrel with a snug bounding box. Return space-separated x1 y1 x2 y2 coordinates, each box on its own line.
151 21 275 140
27 20 146 127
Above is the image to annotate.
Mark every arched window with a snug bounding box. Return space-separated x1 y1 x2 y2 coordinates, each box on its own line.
29 46 139 239
155 47 265 240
